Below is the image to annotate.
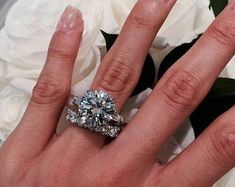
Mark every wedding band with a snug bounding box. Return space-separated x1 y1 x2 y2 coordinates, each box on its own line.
66 90 124 137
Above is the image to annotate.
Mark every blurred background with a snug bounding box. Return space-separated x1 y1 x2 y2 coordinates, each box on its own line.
0 0 16 28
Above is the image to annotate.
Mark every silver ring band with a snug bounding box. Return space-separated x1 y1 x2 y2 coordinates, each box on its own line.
66 90 124 137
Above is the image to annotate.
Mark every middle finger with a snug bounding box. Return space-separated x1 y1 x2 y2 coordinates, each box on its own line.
112 0 235 165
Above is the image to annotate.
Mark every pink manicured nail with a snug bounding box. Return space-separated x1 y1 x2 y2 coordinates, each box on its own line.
56 6 82 32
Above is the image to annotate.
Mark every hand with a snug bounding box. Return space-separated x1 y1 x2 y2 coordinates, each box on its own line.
0 1 235 186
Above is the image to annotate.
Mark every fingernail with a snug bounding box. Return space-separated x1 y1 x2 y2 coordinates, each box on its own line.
56 6 82 32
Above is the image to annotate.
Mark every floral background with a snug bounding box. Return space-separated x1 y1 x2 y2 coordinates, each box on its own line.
0 0 234 186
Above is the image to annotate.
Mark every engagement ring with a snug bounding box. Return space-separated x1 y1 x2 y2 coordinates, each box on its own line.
66 90 124 137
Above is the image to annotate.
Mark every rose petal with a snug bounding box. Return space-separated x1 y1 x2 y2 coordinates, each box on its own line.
0 85 28 144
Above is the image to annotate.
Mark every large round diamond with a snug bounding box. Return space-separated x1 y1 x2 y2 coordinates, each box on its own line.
73 90 117 129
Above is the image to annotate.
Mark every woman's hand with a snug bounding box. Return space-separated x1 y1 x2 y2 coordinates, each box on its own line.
0 0 235 186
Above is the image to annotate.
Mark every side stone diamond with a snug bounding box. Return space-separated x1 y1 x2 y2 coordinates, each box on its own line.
106 126 121 138
66 109 79 124
71 96 80 106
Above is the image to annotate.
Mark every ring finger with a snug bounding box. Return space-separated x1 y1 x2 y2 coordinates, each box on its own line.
63 0 177 148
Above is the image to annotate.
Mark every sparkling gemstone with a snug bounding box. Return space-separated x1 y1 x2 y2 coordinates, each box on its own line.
66 109 79 124
71 96 80 106
76 90 117 129
101 125 120 137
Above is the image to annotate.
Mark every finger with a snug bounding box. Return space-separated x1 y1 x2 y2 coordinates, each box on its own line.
63 0 177 147
64 0 177 150
155 106 235 187
63 0 176 146
3 6 83 158
111 1 235 166
92 0 177 111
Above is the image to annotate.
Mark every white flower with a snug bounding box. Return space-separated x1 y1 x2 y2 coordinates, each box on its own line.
0 84 28 144
0 0 215 96
0 0 103 96
214 168 235 187
223 57 235 79
99 0 215 48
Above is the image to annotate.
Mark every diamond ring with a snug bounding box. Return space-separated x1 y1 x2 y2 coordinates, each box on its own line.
66 90 124 137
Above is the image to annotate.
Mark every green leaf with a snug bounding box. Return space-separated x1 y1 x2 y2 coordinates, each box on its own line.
209 0 228 16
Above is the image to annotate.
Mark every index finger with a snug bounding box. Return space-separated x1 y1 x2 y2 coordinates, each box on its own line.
2 6 83 159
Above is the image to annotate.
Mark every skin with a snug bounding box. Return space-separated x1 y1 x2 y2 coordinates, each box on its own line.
0 0 235 186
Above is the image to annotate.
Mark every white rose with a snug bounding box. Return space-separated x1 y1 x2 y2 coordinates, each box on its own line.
0 84 28 144
214 168 235 187
0 0 103 96
224 56 235 79
99 0 214 48
0 0 215 97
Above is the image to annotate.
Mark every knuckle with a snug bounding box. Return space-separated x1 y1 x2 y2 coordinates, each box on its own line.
48 42 74 62
209 23 235 47
38 156 76 186
99 170 117 187
97 54 133 93
32 74 70 105
42 167 69 186
162 70 201 107
144 166 164 187
130 1 160 30
91 166 116 187
130 12 155 30
97 166 127 187
209 11 235 47
129 0 172 31
94 158 129 186
210 126 235 165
